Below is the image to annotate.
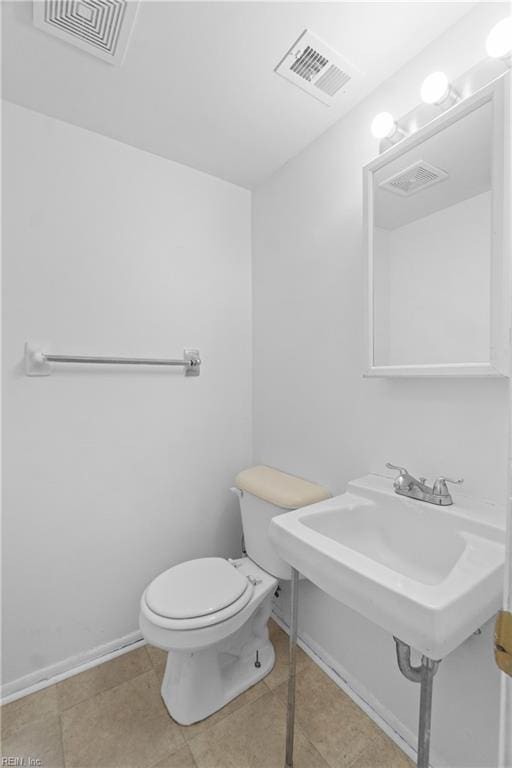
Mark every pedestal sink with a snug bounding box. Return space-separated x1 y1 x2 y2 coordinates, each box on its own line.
269 473 505 658
271 473 506 768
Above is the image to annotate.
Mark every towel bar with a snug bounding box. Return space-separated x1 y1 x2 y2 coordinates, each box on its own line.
24 343 201 377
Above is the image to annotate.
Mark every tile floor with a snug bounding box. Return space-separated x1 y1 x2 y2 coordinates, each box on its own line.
1 620 413 768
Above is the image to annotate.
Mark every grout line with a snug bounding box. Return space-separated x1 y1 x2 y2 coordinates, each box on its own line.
151 743 199 768
59 712 67 768
189 743 199 768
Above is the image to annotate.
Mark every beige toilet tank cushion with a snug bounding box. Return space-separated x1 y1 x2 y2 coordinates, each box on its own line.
235 465 331 510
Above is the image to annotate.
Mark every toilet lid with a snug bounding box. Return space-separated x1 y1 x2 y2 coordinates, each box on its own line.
145 557 250 620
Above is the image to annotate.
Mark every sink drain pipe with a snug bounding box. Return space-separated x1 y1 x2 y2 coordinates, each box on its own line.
394 637 441 768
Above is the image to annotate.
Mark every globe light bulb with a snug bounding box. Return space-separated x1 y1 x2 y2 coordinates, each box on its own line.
420 72 451 105
486 17 512 60
371 112 397 139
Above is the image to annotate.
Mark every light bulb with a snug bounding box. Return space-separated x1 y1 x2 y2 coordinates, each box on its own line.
486 17 512 60
420 72 451 105
371 112 397 139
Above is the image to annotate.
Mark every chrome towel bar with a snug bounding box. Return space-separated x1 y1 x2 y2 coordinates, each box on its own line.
24 343 201 377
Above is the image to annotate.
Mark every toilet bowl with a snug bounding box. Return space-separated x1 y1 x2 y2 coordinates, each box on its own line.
139 465 330 725
140 556 277 725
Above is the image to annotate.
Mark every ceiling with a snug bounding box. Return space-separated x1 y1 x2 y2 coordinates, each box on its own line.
2 1 476 189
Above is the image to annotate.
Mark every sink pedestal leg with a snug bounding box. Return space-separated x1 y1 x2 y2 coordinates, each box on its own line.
394 637 441 768
285 567 299 768
417 656 437 768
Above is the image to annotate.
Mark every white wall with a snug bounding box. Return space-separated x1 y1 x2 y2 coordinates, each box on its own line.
2 102 252 691
374 192 491 366
253 4 509 767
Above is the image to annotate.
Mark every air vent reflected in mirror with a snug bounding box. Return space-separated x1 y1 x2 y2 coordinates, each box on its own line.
379 161 449 197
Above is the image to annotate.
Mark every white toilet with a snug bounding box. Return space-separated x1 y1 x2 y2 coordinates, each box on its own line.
139 465 330 725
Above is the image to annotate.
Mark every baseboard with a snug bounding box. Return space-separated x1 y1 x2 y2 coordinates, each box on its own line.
271 608 448 768
1 630 145 704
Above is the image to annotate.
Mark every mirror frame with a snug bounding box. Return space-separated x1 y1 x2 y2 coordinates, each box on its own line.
363 73 510 378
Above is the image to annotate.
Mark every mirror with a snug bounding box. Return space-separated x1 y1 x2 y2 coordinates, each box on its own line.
364 76 509 377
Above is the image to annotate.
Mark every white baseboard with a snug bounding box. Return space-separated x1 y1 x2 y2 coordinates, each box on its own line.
1 630 145 704
271 608 448 768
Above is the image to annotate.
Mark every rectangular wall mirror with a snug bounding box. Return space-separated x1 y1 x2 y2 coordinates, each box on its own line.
363 75 509 377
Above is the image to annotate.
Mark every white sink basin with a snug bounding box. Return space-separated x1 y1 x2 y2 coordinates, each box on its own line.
269 474 505 658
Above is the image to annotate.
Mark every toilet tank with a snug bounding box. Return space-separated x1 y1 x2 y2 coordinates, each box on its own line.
234 466 330 580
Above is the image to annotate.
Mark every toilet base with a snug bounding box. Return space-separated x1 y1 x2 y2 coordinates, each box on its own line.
160 594 275 725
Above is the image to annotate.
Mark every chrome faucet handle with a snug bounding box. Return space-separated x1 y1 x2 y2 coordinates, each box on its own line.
433 476 464 496
386 463 415 492
386 462 409 476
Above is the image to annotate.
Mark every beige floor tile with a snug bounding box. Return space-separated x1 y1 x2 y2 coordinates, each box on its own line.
57 645 151 711
1 686 59 740
188 690 329 768
348 731 414 768
61 669 185 768
0 715 64 768
180 679 270 742
147 645 168 677
151 744 197 768
275 661 380 768
264 619 311 690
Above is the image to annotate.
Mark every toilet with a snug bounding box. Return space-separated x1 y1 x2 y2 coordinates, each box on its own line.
139 465 330 725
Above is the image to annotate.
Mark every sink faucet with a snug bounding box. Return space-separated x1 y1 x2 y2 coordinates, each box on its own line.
386 463 463 506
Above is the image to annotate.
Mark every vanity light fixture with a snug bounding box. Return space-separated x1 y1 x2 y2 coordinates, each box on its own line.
420 71 459 106
370 112 404 142
486 17 512 62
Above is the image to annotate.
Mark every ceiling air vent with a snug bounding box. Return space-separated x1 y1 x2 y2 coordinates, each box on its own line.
379 161 449 197
275 29 359 106
33 0 139 65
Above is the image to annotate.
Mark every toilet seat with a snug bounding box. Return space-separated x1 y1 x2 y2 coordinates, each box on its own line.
144 557 255 631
